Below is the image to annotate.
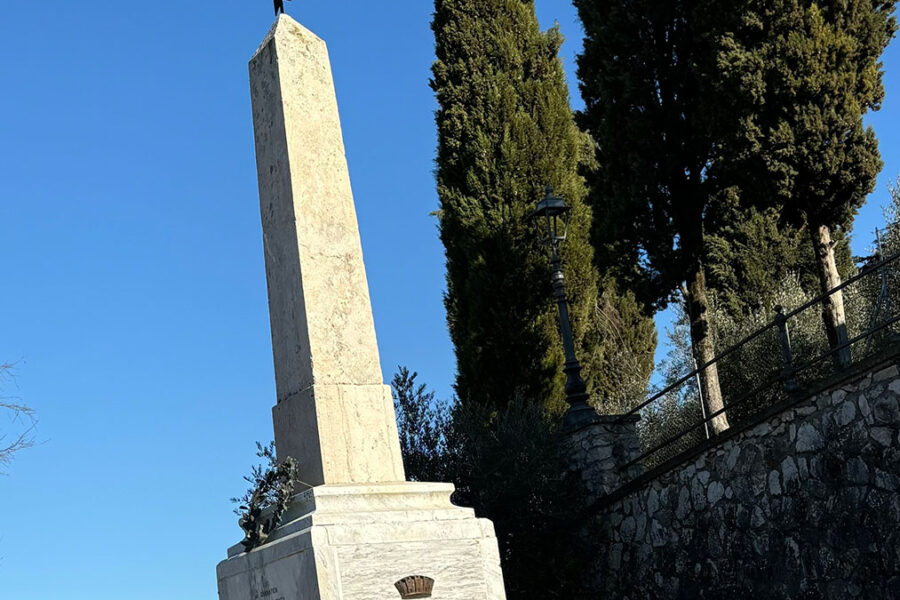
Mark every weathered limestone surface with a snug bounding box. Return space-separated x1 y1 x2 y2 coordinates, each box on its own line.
569 361 900 599
249 15 404 486
272 384 402 487
217 483 506 600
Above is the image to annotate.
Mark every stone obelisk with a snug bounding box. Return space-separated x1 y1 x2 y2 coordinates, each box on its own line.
216 15 506 600
250 8 404 488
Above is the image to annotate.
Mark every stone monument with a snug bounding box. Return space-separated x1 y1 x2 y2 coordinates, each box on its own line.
216 15 507 600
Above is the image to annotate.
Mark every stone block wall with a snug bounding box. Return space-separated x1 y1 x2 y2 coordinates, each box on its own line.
564 415 642 499
571 361 900 599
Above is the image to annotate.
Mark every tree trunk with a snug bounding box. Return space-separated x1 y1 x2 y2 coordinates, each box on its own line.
809 221 851 369
686 262 730 435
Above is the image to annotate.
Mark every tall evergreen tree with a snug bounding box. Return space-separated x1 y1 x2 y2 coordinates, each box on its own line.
728 0 897 367
431 0 654 412
728 0 896 366
574 0 749 433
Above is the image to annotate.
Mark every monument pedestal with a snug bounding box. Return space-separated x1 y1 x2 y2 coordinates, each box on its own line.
216 483 506 600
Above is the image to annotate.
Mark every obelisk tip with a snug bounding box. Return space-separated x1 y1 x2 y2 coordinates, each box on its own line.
251 14 324 63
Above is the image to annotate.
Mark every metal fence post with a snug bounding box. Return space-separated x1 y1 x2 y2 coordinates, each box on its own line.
775 305 800 396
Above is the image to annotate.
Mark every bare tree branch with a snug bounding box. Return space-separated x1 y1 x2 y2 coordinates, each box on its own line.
0 362 36 472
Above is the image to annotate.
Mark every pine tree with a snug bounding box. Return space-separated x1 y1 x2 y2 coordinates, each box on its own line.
574 0 750 433
730 0 897 366
431 0 654 412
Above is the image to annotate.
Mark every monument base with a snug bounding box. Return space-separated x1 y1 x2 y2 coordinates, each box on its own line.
216 482 507 600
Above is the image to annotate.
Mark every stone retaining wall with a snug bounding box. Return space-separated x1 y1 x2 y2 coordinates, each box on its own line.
570 360 900 599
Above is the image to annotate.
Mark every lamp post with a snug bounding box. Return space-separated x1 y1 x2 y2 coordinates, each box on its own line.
534 186 595 430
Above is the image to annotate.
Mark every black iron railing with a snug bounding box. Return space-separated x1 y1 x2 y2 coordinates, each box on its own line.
616 250 900 480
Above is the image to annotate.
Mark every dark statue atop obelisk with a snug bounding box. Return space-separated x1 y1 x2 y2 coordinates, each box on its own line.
273 0 291 16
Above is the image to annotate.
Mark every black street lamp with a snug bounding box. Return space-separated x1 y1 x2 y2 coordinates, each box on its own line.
534 186 595 430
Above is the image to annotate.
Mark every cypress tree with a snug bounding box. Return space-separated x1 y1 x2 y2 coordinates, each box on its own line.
574 0 749 433
431 0 655 412
730 0 897 367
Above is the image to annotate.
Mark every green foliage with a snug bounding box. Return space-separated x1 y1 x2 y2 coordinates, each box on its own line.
592 278 658 413
712 276 827 402
448 400 587 599
711 270 887 404
575 0 746 310
730 0 897 233
391 367 452 482
644 267 885 463
575 0 760 428
574 0 891 376
231 442 300 552
637 287 816 465
706 206 811 316
880 176 900 255
431 0 654 413
715 0 896 359
857 176 900 343
715 0 897 359
637 307 706 466
705 205 854 317
888 176 900 224
392 367 589 599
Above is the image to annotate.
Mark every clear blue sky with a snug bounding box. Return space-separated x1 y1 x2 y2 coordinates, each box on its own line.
0 3 896 599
